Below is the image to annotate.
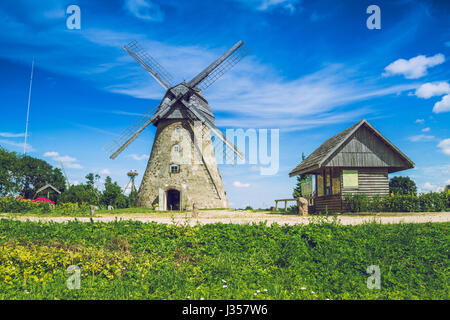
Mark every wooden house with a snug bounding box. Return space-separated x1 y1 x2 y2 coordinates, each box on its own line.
289 119 414 213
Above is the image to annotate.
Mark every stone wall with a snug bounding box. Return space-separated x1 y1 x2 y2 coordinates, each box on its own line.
136 119 228 209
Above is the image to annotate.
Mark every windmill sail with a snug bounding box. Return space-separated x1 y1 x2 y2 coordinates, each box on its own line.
188 41 249 90
179 99 243 159
105 40 247 160
124 40 174 90
104 106 156 159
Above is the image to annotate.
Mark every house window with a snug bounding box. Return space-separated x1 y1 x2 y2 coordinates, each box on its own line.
170 164 180 174
173 144 180 152
343 170 358 188
325 169 331 195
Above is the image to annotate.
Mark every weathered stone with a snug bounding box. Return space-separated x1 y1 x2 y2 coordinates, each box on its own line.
136 119 228 210
297 197 308 216
192 202 199 218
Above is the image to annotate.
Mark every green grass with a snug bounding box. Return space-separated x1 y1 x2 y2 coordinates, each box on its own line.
0 218 448 300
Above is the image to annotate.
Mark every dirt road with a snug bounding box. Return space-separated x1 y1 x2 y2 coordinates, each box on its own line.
3 210 449 226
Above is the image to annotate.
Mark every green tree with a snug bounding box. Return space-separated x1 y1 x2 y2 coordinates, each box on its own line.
0 148 21 196
128 189 138 207
59 185 99 205
0 147 65 199
293 153 309 198
445 185 450 193
389 176 417 195
59 173 101 205
100 176 129 208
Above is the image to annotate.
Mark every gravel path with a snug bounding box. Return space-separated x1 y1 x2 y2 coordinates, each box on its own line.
2 211 449 226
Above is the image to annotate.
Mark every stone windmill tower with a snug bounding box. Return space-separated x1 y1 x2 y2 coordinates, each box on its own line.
105 40 249 210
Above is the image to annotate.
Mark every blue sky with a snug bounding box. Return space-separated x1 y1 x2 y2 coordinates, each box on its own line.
0 0 449 208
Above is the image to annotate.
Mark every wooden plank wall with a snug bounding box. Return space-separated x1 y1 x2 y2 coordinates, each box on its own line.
314 195 342 214
341 168 389 196
313 168 389 213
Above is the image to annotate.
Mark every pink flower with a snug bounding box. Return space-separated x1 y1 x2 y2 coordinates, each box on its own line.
32 197 55 204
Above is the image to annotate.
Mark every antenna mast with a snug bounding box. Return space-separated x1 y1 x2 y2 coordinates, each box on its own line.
24 58 34 155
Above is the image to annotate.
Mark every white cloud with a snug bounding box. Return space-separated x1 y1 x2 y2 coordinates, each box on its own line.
409 134 435 142
128 154 150 161
415 119 425 124
415 81 450 98
231 0 301 13
124 0 164 22
383 54 445 79
233 181 251 188
437 139 450 156
54 155 77 163
422 182 442 192
433 94 450 113
43 151 59 157
421 127 430 132
0 132 25 138
64 163 83 169
43 151 83 169
100 169 111 175
0 139 34 152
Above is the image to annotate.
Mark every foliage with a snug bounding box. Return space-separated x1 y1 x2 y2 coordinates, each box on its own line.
0 219 448 299
0 196 90 215
59 185 99 206
344 191 450 213
293 153 308 198
0 148 65 200
101 176 128 209
389 176 417 196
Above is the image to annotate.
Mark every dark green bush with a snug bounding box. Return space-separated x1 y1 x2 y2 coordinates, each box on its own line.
344 191 450 213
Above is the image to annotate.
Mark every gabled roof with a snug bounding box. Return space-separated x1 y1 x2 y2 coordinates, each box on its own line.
289 119 414 176
34 184 61 195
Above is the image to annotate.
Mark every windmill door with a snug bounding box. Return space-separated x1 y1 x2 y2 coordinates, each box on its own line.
167 189 180 211
158 188 165 211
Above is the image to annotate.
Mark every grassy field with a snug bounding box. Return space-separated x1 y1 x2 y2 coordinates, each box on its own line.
0 218 448 300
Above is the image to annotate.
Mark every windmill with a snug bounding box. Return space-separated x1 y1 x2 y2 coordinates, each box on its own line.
105 40 249 210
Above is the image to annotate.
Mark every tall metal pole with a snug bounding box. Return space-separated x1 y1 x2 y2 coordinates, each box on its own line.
24 58 34 156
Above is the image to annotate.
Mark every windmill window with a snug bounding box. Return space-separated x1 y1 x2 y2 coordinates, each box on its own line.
170 164 180 174
175 126 181 133
173 144 180 152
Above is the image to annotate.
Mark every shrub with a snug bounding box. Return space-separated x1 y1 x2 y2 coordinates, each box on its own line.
0 196 41 213
59 185 98 205
344 191 449 213
344 194 370 212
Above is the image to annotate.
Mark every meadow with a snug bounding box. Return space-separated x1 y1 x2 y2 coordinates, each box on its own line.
0 218 448 300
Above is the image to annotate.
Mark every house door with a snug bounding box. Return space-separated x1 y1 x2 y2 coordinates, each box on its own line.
166 189 180 211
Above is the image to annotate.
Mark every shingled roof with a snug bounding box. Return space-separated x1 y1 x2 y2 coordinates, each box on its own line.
289 119 414 177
